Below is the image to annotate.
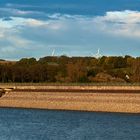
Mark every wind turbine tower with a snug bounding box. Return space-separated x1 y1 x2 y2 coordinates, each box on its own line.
51 49 55 56
95 48 102 58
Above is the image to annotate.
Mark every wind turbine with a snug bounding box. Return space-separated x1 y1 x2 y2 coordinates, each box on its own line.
51 49 55 56
93 48 102 58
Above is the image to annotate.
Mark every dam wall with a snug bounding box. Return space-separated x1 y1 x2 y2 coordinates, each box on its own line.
0 84 140 113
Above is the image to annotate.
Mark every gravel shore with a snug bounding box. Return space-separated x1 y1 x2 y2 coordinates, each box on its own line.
0 86 140 113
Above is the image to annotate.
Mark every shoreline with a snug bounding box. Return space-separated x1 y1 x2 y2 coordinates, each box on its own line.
1 106 140 115
0 85 140 113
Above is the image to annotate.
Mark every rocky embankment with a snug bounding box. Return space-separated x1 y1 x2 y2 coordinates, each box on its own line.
0 85 140 113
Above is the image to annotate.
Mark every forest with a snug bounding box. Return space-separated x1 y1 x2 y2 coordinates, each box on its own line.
0 55 140 83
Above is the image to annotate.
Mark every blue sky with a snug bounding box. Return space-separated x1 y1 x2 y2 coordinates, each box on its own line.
0 0 140 60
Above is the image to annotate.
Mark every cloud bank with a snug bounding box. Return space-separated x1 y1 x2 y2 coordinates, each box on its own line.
0 10 140 59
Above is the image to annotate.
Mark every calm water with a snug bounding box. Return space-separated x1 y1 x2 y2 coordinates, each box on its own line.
0 108 140 140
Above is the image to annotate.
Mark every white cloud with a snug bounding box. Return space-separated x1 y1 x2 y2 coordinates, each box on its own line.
94 10 140 38
2 9 140 38
104 10 140 23
21 18 47 27
0 10 140 59
5 3 36 8
0 7 44 19
0 8 33 15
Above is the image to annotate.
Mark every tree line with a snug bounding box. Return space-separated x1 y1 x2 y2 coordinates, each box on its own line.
0 55 140 83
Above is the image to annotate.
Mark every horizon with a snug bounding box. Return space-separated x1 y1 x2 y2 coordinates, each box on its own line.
0 0 140 60
0 54 139 62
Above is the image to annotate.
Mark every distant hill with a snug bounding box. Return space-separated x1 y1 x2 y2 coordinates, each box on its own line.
0 59 5 61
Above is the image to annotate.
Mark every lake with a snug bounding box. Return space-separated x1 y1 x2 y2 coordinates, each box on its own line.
0 108 139 140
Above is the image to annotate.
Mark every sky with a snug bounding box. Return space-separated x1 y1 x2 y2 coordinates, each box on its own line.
0 0 140 60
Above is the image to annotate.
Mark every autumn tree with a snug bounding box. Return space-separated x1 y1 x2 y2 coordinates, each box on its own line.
132 58 140 82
